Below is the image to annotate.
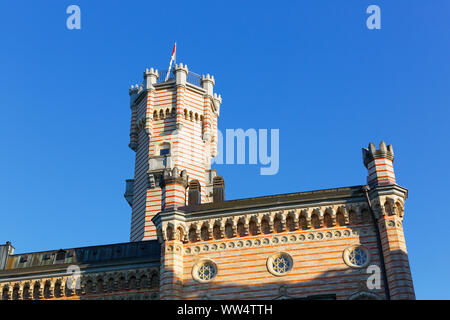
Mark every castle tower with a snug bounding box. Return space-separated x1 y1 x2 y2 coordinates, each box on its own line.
363 142 415 299
125 63 223 241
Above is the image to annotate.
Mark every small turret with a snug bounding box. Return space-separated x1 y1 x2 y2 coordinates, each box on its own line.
144 68 159 90
129 85 140 106
362 141 396 187
201 74 215 96
175 63 189 86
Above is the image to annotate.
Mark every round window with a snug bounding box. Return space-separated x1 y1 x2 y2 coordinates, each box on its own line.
192 259 218 283
267 252 293 276
343 245 370 268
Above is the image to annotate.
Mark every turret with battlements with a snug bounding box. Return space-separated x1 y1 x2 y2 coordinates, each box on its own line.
124 62 223 241
362 141 396 187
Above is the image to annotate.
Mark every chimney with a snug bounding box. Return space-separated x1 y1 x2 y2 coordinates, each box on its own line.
0 242 14 270
188 180 201 206
213 176 225 203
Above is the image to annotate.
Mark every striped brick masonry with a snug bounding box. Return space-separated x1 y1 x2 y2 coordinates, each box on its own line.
0 59 416 300
368 185 416 300
125 63 223 242
362 141 396 187
152 185 416 300
160 240 184 300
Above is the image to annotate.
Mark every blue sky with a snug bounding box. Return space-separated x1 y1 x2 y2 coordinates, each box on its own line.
0 1 449 299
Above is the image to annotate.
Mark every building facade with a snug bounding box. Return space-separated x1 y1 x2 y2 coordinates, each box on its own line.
0 63 415 300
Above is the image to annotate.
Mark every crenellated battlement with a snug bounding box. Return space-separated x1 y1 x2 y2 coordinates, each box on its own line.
213 93 222 104
174 62 188 73
126 61 223 241
144 67 159 77
129 84 141 95
201 74 215 85
362 141 394 168
362 141 396 187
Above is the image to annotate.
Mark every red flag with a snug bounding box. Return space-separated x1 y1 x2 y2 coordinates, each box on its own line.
166 43 177 81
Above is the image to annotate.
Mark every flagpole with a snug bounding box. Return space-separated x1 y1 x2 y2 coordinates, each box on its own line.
165 42 177 82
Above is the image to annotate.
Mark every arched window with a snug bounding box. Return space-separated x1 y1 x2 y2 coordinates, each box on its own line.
213 224 222 240
43 281 51 298
286 215 296 231
85 280 94 294
96 278 104 293
128 276 137 290
261 218 271 234
150 273 159 288
299 216 308 230
324 213 333 228
274 217 283 233
166 225 174 241
118 276 126 291
153 110 158 120
201 225 210 241
237 221 246 237
33 283 40 299
2 286 9 300
249 220 258 235
12 285 20 300
54 281 62 298
175 226 184 241
337 212 346 226
384 201 393 215
225 222 234 238
107 277 115 292
159 142 170 156
311 214 321 229
189 227 198 242
23 284 31 300
139 275 148 289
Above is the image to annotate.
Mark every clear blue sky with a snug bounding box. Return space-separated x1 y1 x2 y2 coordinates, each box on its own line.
0 1 448 299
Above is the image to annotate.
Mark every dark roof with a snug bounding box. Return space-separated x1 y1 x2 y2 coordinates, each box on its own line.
1 240 160 272
182 185 366 215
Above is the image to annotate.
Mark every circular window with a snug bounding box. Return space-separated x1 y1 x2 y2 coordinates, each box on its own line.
343 245 370 268
267 252 293 276
192 259 217 283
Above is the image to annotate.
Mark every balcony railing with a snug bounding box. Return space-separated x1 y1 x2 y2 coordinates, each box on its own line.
153 69 203 87
137 69 203 89
186 71 202 87
156 70 176 83
148 155 173 172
